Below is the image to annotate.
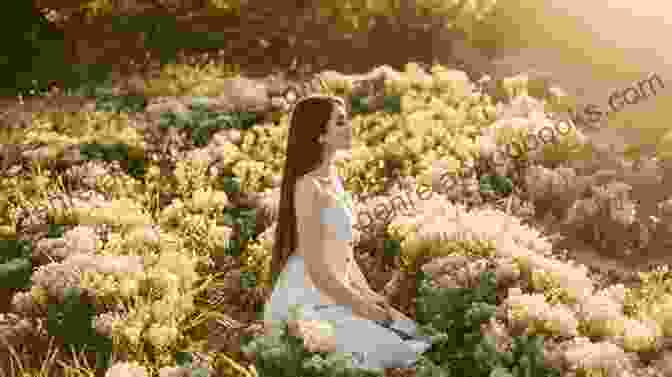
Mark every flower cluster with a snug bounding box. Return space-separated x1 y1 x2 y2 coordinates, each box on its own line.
104 361 148 377
505 288 579 338
563 339 629 377
620 317 661 353
33 225 99 264
577 289 627 338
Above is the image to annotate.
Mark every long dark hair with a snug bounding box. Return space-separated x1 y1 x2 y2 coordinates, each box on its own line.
270 95 345 286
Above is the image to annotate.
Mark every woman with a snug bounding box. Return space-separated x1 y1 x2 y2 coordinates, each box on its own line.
263 94 431 370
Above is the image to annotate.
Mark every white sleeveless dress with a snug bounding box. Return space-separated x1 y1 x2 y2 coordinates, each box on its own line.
263 175 431 370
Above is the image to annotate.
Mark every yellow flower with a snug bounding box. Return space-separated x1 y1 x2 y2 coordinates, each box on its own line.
119 278 140 298
146 324 179 349
190 188 213 212
123 325 143 346
210 225 233 250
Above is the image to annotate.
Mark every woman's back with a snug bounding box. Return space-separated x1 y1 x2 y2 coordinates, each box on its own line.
293 172 355 306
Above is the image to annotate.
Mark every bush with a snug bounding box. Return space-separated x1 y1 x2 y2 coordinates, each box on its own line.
91 86 148 114
241 320 383 377
415 269 560 377
0 239 33 290
0 3 118 97
158 105 258 147
46 286 113 371
79 142 148 179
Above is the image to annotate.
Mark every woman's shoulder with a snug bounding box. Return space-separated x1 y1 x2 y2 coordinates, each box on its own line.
296 174 337 204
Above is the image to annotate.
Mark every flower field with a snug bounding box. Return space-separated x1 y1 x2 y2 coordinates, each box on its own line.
2 58 672 377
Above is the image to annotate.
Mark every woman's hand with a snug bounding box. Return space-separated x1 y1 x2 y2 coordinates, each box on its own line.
356 297 393 322
368 293 413 323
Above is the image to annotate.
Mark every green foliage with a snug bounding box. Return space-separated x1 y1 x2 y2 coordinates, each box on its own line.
0 2 118 97
46 223 66 239
0 239 33 290
46 287 113 371
174 351 211 377
223 238 242 257
503 335 560 377
106 14 230 63
221 175 242 194
222 207 257 241
383 238 402 258
0 3 68 97
382 95 403 114
221 207 258 275
79 142 147 179
158 105 257 147
240 270 258 289
241 321 383 377
350 96 370 115
349 95 403 116
479 174 513 195
0 239 32 263
91 86 147 113
414 270 560 377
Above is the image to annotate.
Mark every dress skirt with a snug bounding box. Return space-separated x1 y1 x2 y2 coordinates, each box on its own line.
263 255 431 370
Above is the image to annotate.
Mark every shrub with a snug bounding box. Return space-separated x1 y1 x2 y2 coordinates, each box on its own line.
91 86 148 114
350 94 403 116
479 174 513 196
174 351 211 377
158 105 258 147
46 286 113 371
79 142 147 179
0 239 33 290
241 320 383 377
415 269 560 377
0 3 72 97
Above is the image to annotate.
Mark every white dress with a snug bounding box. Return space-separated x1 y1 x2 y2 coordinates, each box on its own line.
263 175 431 370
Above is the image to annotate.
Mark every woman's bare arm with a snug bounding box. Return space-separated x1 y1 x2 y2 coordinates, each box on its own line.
348 259 382 299
295 176 389 321
349 259 413 322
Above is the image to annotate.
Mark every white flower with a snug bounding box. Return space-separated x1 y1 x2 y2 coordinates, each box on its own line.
578 291 625 338
506 292 579 337
158 367 191 377
563 341 626 377
621 318 661 352
105 362 148 377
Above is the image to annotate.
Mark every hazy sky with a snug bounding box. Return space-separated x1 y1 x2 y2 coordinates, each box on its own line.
488 0 671 151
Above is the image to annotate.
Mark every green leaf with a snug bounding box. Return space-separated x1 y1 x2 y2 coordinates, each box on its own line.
224 239 241 257
383 238 402 257
222 176 241 193
0 239 32 262
491 175 513 195
93 335 113 371
240 271 258 289
490 367 514 377
0 257 32 289
383 95 402 114
191 368 210 377
174 351 193 368
350 95 370 114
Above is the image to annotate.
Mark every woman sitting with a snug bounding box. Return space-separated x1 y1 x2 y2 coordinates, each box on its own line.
263 94 430 371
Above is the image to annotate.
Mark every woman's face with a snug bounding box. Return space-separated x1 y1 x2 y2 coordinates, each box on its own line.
321 102 352 151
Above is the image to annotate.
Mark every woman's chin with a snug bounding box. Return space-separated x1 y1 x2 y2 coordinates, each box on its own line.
334 149 352 160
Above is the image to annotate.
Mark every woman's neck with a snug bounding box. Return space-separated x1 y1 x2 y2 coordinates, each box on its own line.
311 149 337 178
310 163 336 178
